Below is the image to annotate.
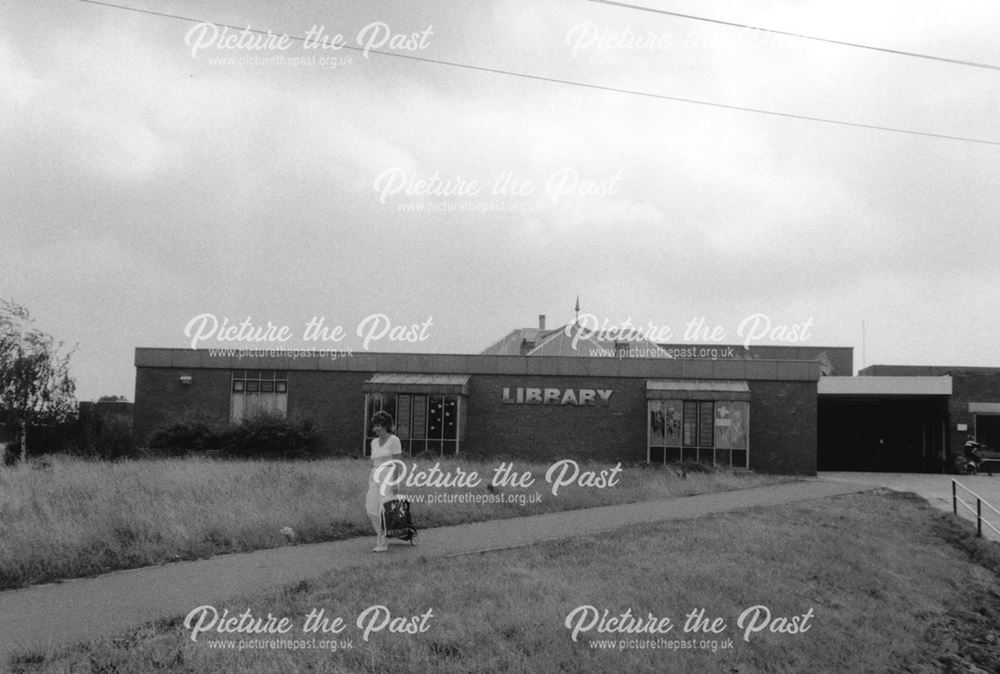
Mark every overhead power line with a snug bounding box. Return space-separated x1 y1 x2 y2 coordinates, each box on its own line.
589 0 1000 71
78 0 1000 146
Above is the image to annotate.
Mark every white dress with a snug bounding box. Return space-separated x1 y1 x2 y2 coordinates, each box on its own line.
366 434 402 519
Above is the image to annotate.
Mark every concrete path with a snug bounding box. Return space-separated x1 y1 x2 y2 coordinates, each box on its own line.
820 471 1000 541
0 479 870 666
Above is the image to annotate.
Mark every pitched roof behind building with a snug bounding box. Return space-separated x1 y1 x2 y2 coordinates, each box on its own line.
479 327 562 355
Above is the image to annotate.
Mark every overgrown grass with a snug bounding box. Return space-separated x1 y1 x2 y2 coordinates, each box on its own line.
0 455 792 590
11 491 1000 672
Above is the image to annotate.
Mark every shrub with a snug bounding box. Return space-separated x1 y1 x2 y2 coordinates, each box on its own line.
222 414 321 459
147 414 225 453
2 441 17 465
94 417 135 460
72 406 135 460
145 413 322 458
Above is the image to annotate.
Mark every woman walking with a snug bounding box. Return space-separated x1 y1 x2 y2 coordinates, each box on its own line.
366 410 402 552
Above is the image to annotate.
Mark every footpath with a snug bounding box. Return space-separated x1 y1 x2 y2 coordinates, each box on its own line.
0 479 871 665
821 471 1000 541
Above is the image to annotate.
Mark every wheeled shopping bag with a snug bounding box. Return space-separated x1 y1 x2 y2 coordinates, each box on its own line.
381 497 417 544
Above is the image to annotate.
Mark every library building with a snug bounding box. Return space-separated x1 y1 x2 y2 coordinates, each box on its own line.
133 316 1000 475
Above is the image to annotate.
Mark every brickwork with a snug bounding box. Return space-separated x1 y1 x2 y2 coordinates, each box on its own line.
286 370 371 455
948 372 1000 454
133 368 232 445
134 349 820 473
465 375 647 463
746 381 817 474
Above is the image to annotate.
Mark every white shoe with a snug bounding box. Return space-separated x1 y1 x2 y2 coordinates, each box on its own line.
373 537 388 553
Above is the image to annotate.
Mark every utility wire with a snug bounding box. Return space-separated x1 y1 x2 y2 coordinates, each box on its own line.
589 0 1000 71
78 0 1000 146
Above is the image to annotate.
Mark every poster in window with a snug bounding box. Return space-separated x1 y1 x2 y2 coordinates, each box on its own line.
663 401 682 447
650 400 682 448
428 396 443 439
649 401 665 446
715 402 747 450
443 397 457 440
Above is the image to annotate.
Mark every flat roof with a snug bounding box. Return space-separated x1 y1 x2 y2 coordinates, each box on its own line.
134 348 823 382
818 376 952 396
861 364 1000 376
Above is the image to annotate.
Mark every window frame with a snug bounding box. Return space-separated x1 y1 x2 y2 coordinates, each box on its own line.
230 370 289 423
648 398 749 469
364 391 466 457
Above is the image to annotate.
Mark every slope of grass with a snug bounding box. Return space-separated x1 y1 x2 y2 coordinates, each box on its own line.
0 455 790 589
11 490 1000 672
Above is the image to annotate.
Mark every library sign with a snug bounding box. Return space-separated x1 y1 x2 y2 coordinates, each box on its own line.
502 387 614 406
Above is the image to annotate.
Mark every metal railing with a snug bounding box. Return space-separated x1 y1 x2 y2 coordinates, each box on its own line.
952 480 1000 538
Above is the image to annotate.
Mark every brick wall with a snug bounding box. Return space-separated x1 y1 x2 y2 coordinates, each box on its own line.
134 358 817 473
465 375 647 463
949 373 1000 453
746 381 817 474
133 368 232 445
133 367 372 454
286 370 371 455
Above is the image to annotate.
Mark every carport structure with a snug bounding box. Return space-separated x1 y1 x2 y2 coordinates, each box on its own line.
818 376 952 473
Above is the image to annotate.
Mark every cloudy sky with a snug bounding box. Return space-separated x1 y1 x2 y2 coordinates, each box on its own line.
2 0 999 400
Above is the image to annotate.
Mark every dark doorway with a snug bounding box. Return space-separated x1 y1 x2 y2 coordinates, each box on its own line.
819 396 949 472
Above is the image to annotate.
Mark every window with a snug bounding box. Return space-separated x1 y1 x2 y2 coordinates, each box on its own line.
648 399 682 464
365 392 465 456
974 413 1000 454
713 401 748 468
648 399 748 468
231 370 288 422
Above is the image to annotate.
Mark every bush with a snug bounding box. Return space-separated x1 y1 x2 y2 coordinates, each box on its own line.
94 417 135 460
146 413 322 458
222 414 321 459
2 440 18 465
147 414 225 454
72 406 135 460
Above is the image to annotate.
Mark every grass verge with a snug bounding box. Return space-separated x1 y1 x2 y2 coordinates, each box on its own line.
0 455 791 589
9 490 1000 672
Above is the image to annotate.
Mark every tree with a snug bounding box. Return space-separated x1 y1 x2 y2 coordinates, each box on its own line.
0 300 78 462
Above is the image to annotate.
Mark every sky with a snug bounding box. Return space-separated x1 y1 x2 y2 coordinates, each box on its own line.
2 0 999 401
